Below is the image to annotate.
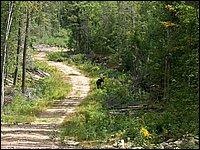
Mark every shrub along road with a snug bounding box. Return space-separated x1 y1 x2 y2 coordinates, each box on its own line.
1 45 90 149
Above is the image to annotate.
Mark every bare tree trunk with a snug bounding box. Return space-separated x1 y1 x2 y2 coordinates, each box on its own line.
13 18 22 86
164 55 169 100
1 1 14 111
130 3 135 26
58 1 61 34
188 24 192 88
77 13 81 52
117 1 121 50
122 1 126 31
22 9 30 94
164 29 170 100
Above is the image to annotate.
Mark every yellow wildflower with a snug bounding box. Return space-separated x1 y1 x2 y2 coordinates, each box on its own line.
160 21 176 27
140 127 152 139
165 4 175 12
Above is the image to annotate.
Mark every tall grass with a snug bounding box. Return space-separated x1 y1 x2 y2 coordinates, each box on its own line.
50 52 154 147
2 60 71 124
50 52 199 148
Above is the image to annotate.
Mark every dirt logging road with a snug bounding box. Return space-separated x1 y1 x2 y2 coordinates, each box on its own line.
1 46 90 149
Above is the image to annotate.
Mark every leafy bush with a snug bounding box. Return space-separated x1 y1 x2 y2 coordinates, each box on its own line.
68 54 87 65
2 62 71 124
56 50 198 147
60 98 142 142
47 52 67 62
34 72 71 100
35 28 70 48
59 52 150 144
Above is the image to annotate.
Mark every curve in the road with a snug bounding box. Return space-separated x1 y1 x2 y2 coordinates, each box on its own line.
1 47 90 149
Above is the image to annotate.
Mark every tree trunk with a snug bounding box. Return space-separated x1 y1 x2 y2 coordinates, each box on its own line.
13 18 22 86
188 24 192 88
58 1 61 34
1 1 14 111
164 29 170 100
22 9 30 94
164 55 169 100
77 14 81 52
117 1 121 50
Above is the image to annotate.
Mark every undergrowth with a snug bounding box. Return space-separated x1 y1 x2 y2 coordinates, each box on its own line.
1 60 71 124
51 52 156 147
48 52 199 148
32 28 70 48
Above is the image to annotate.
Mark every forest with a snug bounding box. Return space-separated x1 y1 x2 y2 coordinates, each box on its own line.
1 1 199 149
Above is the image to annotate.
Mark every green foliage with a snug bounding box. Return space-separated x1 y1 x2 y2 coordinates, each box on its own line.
47 52 104 77
60 97 143 142
2 95 43 116
1 0 198 147
34 60 57 73
1 114 36 124
2 63 71 124
47 52 66 62
60 101 108 141
60 88 157 147
40 37 68 48
142 87 199 142
59 39 198 146
99 78 133 108
67 54 87 65
34 72 71 100
59 54 154 145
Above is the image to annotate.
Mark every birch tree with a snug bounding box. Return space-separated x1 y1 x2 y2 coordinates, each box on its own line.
1 1 14 111
58 1 61 34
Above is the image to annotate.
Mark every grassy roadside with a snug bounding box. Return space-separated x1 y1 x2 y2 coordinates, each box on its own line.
48 52 158 148
48 51 199 149
1 54 72 124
